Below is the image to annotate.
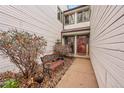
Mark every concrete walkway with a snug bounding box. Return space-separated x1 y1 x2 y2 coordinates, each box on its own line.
56 58 98 88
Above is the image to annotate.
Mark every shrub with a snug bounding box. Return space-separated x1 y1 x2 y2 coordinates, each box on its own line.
0 29 47 78
53 39 70 57
2 79 19 88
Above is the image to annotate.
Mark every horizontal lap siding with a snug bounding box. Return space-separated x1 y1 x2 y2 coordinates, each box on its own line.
0 5 66 72
90 5 124 87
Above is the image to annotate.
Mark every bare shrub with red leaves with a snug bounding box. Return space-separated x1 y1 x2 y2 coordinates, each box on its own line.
0 29 47 78
53 39 70 57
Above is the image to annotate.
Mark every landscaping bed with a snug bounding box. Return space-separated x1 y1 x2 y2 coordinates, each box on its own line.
0 57 73 88
0 30 73 88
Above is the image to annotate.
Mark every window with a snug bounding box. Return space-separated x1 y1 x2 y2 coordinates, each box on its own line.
64 36 75 54
57 7 62 22
64 13 75 25
69 13 75 24
77 9 90 23
83 9 90 22
77 11 82 23
65 15 69 24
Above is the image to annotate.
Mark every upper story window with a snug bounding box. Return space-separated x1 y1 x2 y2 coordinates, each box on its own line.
64 13 75 25
57 6 63 23
65 15 69 24
77 9 90 23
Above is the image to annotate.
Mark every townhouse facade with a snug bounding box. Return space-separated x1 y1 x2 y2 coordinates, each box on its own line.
62 5 90 58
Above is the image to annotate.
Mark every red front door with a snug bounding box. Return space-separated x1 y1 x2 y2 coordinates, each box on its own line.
77 36 87 55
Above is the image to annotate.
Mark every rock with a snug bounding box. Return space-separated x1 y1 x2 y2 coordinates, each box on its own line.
34 76 44 83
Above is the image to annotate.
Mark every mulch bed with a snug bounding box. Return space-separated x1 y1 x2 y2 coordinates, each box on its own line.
0 57 73 88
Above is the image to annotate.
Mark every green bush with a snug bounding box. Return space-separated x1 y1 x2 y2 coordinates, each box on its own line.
2 79 19 88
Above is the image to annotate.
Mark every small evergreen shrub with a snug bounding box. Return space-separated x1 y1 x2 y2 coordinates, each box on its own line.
2 79 19 88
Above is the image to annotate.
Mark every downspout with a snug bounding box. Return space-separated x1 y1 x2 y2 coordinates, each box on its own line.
62 12 64 30
61 12 64 44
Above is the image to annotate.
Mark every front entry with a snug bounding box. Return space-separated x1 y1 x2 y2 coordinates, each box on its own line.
63 34 89 56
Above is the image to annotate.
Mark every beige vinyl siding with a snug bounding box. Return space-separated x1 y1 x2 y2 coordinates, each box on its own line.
90 5 124 87
0 5 67 72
